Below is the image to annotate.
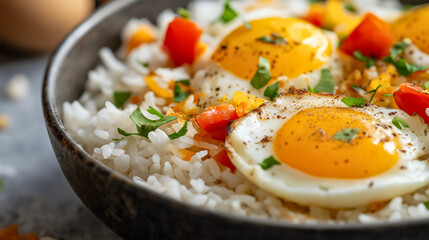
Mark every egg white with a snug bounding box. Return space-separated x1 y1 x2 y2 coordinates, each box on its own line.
225 90 429 208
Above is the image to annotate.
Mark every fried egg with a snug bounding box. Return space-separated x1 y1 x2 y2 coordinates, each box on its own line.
225 89 429 208
193 17 341 108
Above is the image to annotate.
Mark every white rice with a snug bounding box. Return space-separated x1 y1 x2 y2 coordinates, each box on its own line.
63 0 429 224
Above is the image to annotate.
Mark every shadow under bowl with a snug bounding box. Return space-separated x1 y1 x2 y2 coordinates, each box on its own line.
42 0 429 239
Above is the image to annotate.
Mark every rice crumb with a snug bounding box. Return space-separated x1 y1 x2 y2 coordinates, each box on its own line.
5 74 29 100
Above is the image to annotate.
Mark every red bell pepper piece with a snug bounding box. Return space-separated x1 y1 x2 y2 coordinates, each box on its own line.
162 17 203 66
340 13 394 59
195 104 239 141
212 149 236 172
394 83 429 123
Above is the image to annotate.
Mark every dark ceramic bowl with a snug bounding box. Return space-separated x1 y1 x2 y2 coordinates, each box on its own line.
43 0 429 239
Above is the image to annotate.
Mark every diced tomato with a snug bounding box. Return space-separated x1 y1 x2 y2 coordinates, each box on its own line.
393 83 429 123
195 104 239 142
162 17 203 66
212 149 236 172
340 13 394 59
303 4 325 27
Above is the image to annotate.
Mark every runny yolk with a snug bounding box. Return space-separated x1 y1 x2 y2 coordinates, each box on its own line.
273 107 400 179
212 17 332 80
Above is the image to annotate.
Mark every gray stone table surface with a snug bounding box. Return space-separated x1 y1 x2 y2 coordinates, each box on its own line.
0 53 121 239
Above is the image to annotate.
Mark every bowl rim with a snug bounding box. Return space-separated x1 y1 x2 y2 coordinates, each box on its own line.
42 0 429 231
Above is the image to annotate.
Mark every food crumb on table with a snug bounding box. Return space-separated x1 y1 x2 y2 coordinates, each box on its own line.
4 74 29 101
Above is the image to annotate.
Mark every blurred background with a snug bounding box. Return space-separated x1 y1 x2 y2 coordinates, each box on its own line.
0 0 429 239
0 0 120 239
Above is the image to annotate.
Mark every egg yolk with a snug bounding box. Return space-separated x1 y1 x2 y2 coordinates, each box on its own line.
212 17 332 80
392 5 429 54
273 107 400 179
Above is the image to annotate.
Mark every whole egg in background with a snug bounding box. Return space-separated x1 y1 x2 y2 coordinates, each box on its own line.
0 0 94 53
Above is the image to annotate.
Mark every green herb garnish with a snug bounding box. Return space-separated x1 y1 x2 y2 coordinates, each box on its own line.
354 51 375 68
352 84 360 92
392 117 409 130
424 81 429 89
307 86 316 93
382 94 393 97
344 2 357 13
251 56 272 89
338 33 347 47
333 128 359 142
113 91 132 108
173 82 190 103
401 4 414 11
341 97 366 108
168 116 189 140
139 61 149 68
259 156 281 170
118 107 177 138
177 7 190 19
219 0 238 23
365 84 382 104
314 69 335 93
424 201 429 210
177 79 190 86
257 33 287 45
264 82 279 101
383 42 428 76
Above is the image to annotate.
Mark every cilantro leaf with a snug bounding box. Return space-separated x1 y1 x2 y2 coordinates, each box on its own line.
392 117 409 130
177 7 190 19
264 82 279 101
259 156 281 170
354 51 375 68
383 42 428 76
118 107 178 138
251 56 272 89
307 86 316 93
341 97 366 108
333 128 359 142
257 33 286 45
314 69 335 93
177 79 190 86
138 61 149 68
220 0 238 23
113 91 132 108
173 82 190 103
424 201 429 210
365 84 382 104
168 116 189 140
344 2 357 13
352 84 360 92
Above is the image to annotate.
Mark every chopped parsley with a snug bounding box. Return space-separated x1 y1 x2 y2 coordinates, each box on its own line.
313 69 335 94
168 116 189 140
354 51 375 68
177 79 190 86
113 91 132 108
338 33 347 47
365 84 382 104
307 86 316 93
424 81 429 89
173 82 190 103
251 56 272 89
177 7 190 19
424 201 429 210
257 33 287 45
333 128 359 142
392 117 409 130
264 82 279 101
344 2 357 13
259 156 281 170
118 106 187 139
352 84 360 92
383 42 428 76
138 61 149 68
341 97 366 108
219 0 238 23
